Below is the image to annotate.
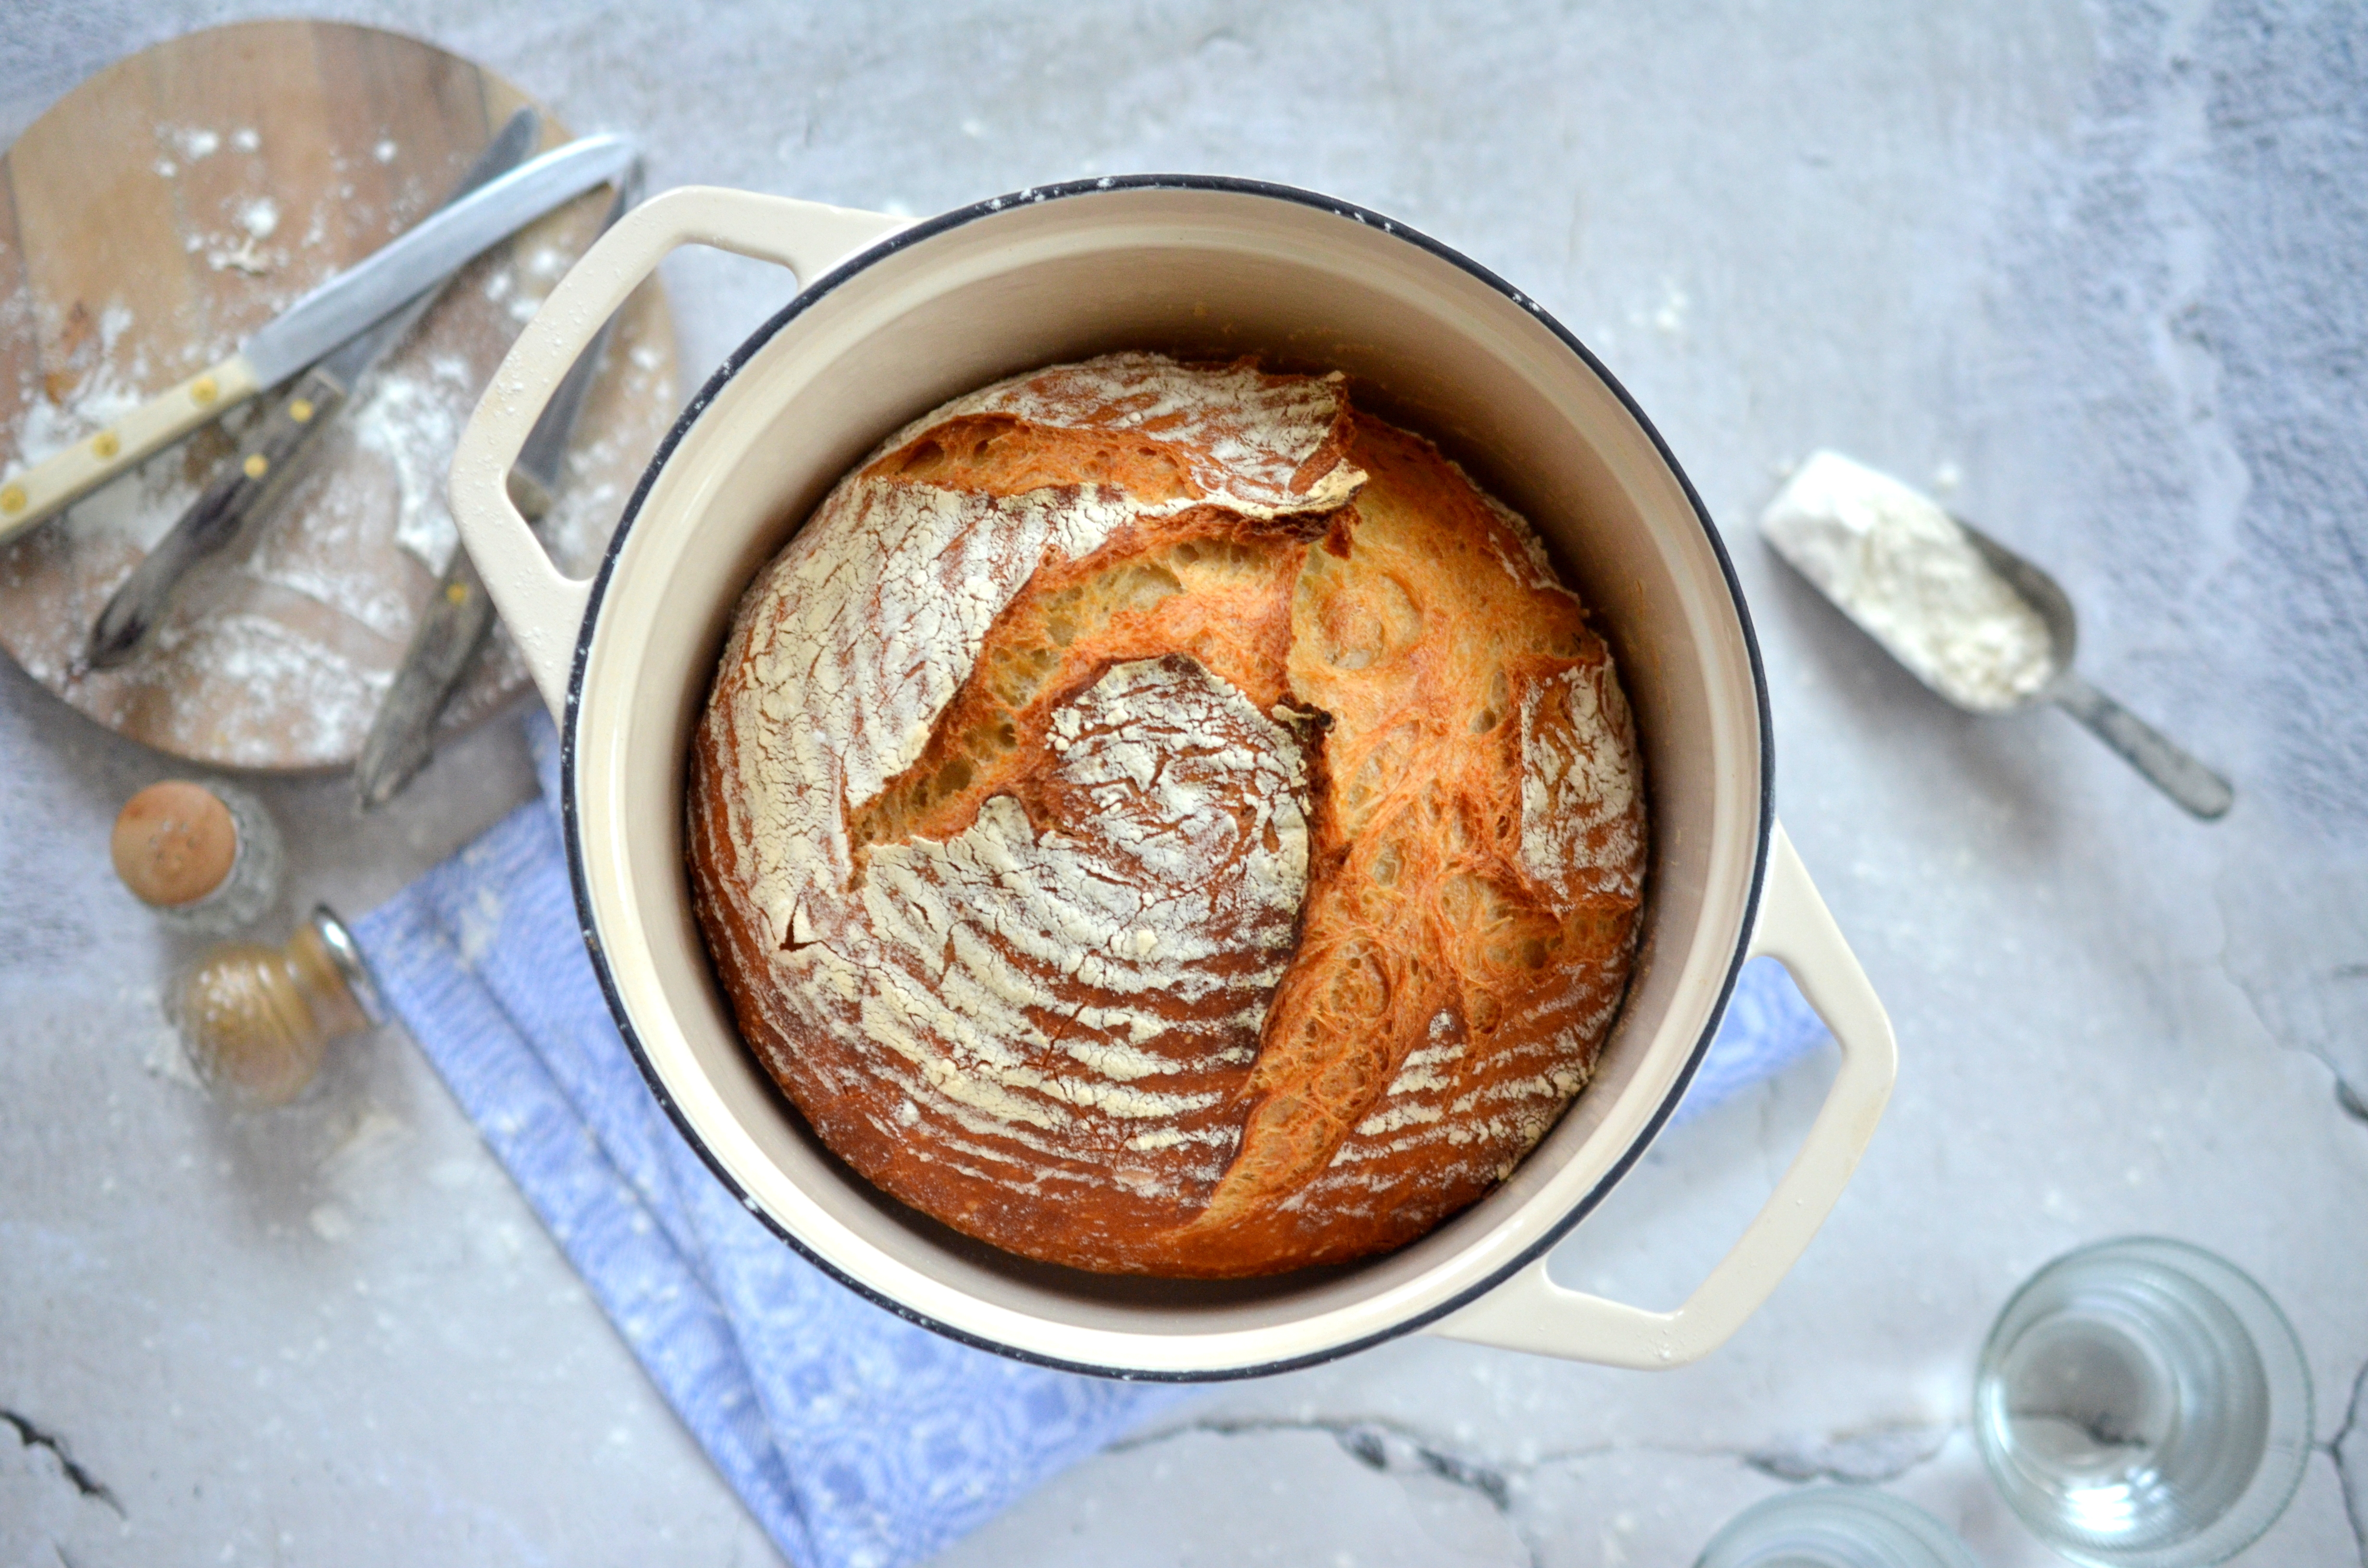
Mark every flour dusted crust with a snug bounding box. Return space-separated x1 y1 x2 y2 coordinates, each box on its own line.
689 353 1647 1277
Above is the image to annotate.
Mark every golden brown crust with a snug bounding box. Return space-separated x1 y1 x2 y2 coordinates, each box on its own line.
687 355 1645 1277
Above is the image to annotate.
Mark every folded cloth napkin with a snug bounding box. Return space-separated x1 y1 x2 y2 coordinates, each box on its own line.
353 710 1830 1568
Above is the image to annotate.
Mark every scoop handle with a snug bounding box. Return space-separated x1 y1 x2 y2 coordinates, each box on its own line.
1430 823 1895 1369
448 186 905 716
2048 673 2233 821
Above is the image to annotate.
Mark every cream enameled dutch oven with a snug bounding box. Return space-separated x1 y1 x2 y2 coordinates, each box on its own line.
449 176 1896 1380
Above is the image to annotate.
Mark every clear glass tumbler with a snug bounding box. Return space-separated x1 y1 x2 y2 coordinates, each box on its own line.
1693 1487 1980 1568
1973 1237 2312 1567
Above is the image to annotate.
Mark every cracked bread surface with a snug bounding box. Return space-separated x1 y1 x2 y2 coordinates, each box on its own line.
688 352 1646 1277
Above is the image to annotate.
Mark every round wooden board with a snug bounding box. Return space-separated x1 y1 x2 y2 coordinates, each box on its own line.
0 20 678 771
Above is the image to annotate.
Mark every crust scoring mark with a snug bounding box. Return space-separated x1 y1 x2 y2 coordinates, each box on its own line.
856 656 1314 1193
1518 659 1644 904
877 352 1368 519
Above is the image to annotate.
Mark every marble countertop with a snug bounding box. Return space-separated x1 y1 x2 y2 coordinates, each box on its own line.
4 2 2363 1565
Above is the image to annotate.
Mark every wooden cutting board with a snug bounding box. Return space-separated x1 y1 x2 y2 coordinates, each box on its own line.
0 20 678 770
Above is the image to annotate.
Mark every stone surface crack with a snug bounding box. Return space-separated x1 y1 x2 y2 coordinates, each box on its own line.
1739 1422 1958 1484
2325 1357 2368 1568
1113 1415 1541 1566
1113 1411 1960 1564
2206 925 2368 1129
1336 1420 1512 1511
0 1408 123 1518
2337 1075 2368 1127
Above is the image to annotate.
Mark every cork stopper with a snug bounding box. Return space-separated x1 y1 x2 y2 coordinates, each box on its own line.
112 781 238 908
171 907 382 1108
175 942 326 1107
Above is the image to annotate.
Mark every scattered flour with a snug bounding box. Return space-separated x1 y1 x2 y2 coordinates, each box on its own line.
541 433 625 572
1761 450 2058 711
349 355 474 574
455 885 506 966
322 1104 412 1174
137 986 205 1088
0 133 676 769
148 612 394 764
7 305 200 551
208 243 270 276
308 1203 355 1242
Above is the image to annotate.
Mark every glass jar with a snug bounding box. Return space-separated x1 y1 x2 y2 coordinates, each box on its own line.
171 906 383 1107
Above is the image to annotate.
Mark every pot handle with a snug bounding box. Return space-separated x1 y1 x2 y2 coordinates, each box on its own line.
450 185 906 717
1430 821 1895 1368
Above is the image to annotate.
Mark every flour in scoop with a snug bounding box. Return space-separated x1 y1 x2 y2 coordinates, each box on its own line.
1761 451 2057 711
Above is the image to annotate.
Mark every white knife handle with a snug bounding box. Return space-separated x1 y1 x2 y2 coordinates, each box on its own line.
1 355 264 544
450 185 905 716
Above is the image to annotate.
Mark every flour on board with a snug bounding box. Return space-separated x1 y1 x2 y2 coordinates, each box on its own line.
0 129 674 768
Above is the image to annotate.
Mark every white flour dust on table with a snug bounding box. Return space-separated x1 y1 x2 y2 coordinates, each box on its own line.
1760 450 2058 712
0 115 678 770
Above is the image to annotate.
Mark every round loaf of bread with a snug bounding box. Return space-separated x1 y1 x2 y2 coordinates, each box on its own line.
688 353 1646 1278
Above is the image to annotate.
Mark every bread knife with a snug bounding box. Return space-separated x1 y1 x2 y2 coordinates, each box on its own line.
0 130 639 546
353 172 641 809
83 110 545 672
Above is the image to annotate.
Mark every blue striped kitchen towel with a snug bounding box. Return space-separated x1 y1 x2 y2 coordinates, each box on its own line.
351 708 1828 1568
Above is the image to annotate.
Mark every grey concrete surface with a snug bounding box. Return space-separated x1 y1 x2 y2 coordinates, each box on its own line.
3 2 2364 1565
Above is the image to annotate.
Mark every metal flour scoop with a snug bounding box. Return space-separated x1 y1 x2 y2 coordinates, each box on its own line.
1762 452 2233 820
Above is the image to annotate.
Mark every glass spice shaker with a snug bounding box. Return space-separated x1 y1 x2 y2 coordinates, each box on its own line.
111 778 284 935
170 906 384 1108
